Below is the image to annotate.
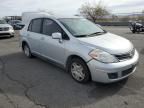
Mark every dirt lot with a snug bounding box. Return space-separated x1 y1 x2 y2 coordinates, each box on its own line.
0 27 144 108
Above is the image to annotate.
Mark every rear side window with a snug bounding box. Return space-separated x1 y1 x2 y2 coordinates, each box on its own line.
28 19 42 33
42 19 62 36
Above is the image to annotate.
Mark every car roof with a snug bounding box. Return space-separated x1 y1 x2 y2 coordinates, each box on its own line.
23 12 82 19
22 12 84 25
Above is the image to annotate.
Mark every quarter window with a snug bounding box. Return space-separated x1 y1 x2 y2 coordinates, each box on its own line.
28 22 32 31
28 19 42 33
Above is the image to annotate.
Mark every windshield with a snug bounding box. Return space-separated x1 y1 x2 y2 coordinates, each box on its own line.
0 19 7 24
59 18 106 37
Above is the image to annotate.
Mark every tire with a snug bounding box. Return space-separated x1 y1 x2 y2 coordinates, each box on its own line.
68 58 91 83
23 44 33 58
132 30 136 33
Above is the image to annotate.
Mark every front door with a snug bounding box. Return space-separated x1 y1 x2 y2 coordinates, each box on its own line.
40 18 67 65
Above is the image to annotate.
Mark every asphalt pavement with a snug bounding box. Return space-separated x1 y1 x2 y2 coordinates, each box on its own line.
0 27 144 108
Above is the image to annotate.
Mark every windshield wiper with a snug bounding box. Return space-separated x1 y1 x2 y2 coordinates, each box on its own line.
74 35 88 37
87 32 106 37
74 31 106 38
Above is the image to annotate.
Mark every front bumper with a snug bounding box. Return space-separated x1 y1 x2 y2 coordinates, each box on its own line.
87 50 139 83
0 30 15 37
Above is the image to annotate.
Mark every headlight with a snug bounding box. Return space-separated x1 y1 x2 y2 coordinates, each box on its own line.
9 27 14 30
89 49 118 63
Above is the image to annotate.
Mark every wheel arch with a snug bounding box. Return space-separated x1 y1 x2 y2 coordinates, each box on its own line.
22 40 29 50
65 54 92 80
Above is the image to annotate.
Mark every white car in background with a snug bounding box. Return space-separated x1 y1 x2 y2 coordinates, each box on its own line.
0 19 15 38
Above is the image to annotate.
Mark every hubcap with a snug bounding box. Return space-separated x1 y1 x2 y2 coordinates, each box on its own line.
24 46 30 57
71 62 85 81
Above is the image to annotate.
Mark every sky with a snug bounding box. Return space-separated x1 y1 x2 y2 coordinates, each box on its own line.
0 0 144 17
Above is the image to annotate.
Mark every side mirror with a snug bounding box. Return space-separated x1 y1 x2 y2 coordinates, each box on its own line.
52 32 62 43
17 23 25 30
52 32 62 39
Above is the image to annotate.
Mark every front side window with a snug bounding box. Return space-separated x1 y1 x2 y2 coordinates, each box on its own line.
59 18 106 37
42 19 62 36
29 19 42 33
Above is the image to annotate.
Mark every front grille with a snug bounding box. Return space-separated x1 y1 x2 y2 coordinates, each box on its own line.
0 33 10 35
122 65 136 77
0 27 9 31
115 49 135 61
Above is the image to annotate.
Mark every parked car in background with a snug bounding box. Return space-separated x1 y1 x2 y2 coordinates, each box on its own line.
8 20 24 30
129 21 144 33
20 12 139 83
0 19 15 38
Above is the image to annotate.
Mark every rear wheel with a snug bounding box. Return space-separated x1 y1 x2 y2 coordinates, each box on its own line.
23 44 33 58
68 58 91 83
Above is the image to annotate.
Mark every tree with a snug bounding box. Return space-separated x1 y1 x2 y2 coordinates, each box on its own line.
79 1 109 23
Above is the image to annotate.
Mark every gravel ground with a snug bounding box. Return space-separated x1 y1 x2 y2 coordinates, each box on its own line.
0 27 144 108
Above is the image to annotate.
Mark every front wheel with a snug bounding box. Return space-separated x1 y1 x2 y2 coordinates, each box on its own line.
68 58 91 83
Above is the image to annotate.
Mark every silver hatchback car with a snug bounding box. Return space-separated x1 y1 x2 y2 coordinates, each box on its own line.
20 12 139 83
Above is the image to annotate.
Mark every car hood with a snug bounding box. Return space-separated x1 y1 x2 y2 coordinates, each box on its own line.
0 24 11 28
78 33 133 54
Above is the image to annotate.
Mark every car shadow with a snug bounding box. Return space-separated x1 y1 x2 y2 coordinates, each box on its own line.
0 52 143 108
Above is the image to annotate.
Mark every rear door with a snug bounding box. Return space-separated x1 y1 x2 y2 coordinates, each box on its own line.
27 18 43 54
